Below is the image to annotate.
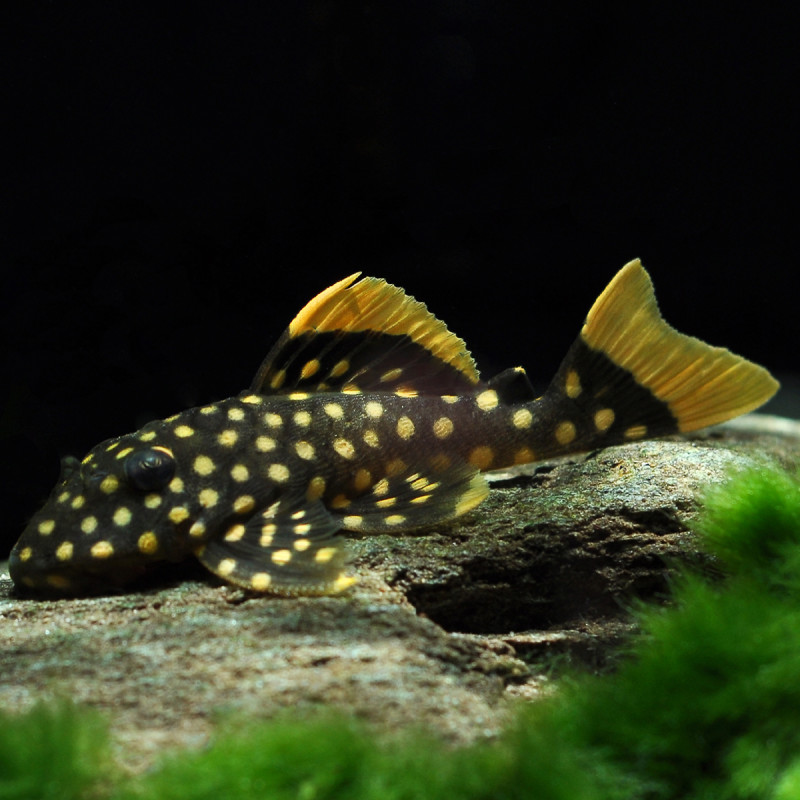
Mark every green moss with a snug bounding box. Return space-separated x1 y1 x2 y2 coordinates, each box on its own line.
0 700 109 800
6 466 800 799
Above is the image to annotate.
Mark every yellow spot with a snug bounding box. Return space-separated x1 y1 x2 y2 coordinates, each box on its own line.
315 547 338 564
333 574 357 592
218 429 238 447
331 494 351 509
555 421 577 445
218 558 237 576
169 506 190 524
174 424 194 438
625 424 648 440
225 524 246 542
199 488 219 508
324 402 344 419
476 389 499 411
376 497 396 508
169 476 184 493
514 446 535 464
81 516 98 534
410 477 428 490
294 410 312 426
301 359 321 379
373 478 390 496
385 459 406 477
264 413 283 428
294 537 311 551
115 447 134 460
566 370 582 398
144 493 162 509
330 359 350 378
354 468 372 491
363 429 380 448
365 401 384 418
56 541 74 561
396 416 415 439
269 463 291 482
57 491 70 504
113 507 132 526
233 495 256 514
228 407 246 421
270 370 286 390
433 417 454 438
99 475 120 494
139 430 157 442
242 394 262 404
46 574 71 590
512 408 533 429
189 520 206 538
70 495 85 509
385 514 406 526
594 408 615 432
380 367 403 382
295 441 315 460
138 532 159 555
333 438 356 459
395 387 418 397
200 405 219 414
341 384 361 394
91 541 114 559
294 518 312 531
410 495 431 504
256 436 277 452
38 519 56 535
306 475 326 500
231 464 250 482
468 446 494 470
272 549 292 565
19 547 32 562
422 481 440 493
342 515 363 528
251 572 272 591
106 441 120 451
260 529 276 548
288 392 310 401
194 455 216 476
442 395 459 404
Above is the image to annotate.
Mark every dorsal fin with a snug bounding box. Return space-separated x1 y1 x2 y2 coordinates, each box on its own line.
251 274 480 396
580 259 779 431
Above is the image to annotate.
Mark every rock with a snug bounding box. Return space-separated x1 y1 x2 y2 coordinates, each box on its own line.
1 415 798 771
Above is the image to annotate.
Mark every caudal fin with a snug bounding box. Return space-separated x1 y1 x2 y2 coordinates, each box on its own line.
544 259 779 447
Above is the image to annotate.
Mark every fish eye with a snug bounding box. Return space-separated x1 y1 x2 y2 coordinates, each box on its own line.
124 447 176 491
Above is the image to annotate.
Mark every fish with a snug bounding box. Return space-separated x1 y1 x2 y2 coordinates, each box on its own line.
9 259 779 596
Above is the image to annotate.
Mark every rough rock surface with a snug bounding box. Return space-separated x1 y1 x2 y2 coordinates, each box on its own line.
2 415 798 772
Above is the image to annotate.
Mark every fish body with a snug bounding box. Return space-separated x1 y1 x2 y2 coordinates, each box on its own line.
9 260 779 596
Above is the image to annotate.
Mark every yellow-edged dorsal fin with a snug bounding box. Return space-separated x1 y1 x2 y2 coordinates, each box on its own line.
251 274 480 395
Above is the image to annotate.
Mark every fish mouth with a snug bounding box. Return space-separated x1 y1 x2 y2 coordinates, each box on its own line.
8 546 205 597
8 546 150 597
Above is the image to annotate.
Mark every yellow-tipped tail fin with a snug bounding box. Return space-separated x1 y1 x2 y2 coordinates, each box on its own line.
581 259 779 432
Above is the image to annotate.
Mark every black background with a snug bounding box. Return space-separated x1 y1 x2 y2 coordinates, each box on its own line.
3 3 797 557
